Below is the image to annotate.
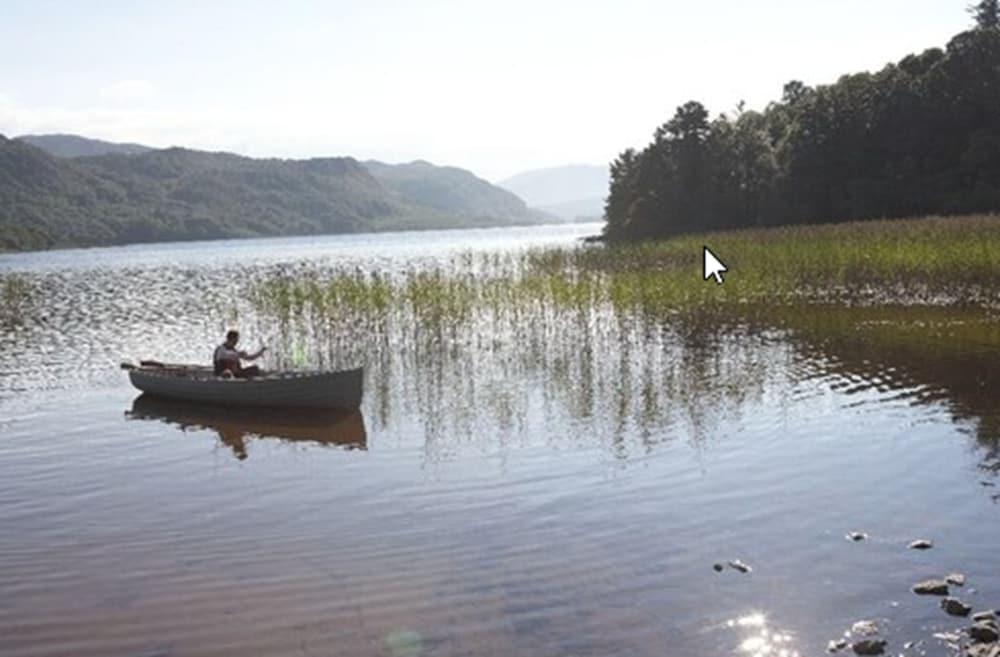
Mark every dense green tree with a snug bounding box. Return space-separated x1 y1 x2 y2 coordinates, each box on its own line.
604 149 639 239
781 80 812 106
603 13 1000 241
970 0 1000 29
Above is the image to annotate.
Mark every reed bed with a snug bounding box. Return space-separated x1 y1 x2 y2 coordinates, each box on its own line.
543 214 1000 307
0 273 34 325
252 215 1000 336
220 216 1000 443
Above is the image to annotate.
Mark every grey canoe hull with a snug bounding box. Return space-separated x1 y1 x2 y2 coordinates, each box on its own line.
128 367 363 410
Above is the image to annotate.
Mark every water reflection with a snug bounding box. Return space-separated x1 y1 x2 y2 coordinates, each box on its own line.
259 294 784 463
2 230 1000 657
126 394 367 459
3 238 999 486
758 304 1000 487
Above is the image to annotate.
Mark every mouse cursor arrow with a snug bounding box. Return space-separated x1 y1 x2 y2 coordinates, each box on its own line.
703 246 727 285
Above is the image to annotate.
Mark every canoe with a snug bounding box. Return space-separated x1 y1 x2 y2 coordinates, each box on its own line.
127 394 367 458
123 362 363 410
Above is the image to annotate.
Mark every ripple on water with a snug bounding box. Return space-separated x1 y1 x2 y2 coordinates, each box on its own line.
2 229 1000 657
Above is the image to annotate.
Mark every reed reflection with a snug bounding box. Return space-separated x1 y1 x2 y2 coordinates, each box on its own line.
126 394 366 459
253 271 1000 488
254 290 781 463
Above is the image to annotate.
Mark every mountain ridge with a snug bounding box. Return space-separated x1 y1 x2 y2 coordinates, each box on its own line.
1 134 550 251
17 133 154 158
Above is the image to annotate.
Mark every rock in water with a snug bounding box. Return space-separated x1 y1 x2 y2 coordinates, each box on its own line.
934 632 961 644
847 532 868 542
967 644 1000 657
728 559 752 574
970 622 1000 643
973 611 997 623
828 638 849 652
713 563 724 572
851 620 880 636
942 598 973 617
912 579 950 595
909 539 934 550
852 638 887 655
947 573 967 586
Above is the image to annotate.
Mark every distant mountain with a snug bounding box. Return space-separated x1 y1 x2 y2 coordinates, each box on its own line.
0 135 551 251
17 133 154 158
364 160 549 222
532 197 606 222
498 165 609 220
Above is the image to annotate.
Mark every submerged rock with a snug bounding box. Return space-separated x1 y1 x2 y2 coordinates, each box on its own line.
852 638 887 655
713 563 724 572
973 611 998 622
913 579 950 595
383 629 424 657
728 559 752 574
909 539 934 550
847 532 868 542
942 597 973 617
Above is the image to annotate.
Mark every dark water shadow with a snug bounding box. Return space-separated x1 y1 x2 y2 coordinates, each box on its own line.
126 394 367 460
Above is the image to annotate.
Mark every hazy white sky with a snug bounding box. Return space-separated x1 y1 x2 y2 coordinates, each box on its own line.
0 0 971 180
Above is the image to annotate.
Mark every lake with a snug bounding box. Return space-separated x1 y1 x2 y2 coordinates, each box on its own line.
1 223 998 657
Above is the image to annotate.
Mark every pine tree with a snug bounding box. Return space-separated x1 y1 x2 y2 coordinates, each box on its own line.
970 0 1000 30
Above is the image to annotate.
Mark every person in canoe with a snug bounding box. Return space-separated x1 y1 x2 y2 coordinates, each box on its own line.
213 330 266 378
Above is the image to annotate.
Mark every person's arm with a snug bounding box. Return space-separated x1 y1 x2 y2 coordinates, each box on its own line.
241 346 267 361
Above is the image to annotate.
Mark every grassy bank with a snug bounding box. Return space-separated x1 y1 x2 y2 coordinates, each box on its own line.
574 214 1000 307
252 215 1000 323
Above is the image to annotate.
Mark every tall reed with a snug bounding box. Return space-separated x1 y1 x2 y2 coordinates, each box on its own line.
0 274 34 325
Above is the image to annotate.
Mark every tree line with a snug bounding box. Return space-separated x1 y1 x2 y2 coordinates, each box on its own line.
604 2 1000 240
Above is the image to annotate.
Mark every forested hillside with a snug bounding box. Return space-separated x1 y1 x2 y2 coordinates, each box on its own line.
0 137 544 251
604 6 1000 241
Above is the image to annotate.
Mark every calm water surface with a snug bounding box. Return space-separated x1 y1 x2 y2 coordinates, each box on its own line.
1 223 998 657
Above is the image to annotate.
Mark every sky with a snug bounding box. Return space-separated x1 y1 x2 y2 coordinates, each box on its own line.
0 0 972 181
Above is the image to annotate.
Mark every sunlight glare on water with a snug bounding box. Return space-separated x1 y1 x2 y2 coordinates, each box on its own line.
728 614 799 657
